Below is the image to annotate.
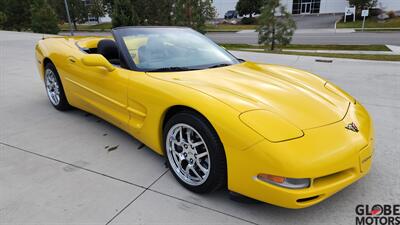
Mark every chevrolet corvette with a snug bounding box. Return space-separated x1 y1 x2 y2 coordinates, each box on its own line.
35 27 374 208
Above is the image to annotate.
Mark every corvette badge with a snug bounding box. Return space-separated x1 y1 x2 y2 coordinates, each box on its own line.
345 122 359 132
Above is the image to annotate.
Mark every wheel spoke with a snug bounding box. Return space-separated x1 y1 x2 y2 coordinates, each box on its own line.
191 141 204 148
184 166 193 179
196 160 208 174
190 166 202 180
172 151 184 170
186 128 192 144
172 139 180 146
178 127 184 143
196 152 208 158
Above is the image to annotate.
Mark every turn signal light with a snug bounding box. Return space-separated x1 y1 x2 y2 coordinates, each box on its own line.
258 174 285 183
257 174 310 189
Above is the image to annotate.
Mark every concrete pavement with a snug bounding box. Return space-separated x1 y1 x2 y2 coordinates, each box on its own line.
1 30 400 225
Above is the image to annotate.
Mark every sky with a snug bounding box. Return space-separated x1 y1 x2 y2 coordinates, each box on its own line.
213 0 238 17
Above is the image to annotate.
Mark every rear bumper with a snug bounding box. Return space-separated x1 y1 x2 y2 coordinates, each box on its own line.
227 102 374 208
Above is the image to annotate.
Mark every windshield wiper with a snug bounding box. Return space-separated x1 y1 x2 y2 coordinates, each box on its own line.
207 63 233 69
146 67 198 72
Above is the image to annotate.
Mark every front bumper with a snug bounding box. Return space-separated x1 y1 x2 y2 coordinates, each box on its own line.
227 102 374 208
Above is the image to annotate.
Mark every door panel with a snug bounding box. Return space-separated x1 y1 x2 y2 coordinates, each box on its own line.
63 54 130 131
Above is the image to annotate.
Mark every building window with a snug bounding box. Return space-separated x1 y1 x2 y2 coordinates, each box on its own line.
292 0 321 14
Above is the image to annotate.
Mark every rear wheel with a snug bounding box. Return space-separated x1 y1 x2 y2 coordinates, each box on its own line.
44 63 71 111
164 111 227 193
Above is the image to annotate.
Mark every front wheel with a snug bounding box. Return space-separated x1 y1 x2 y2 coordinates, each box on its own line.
164 111 227 193
44 63 71 111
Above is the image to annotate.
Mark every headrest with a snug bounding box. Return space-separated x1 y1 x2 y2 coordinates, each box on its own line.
97 39 119 60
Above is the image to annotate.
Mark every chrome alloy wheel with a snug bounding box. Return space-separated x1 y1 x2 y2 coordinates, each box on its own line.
45 68 60 106
166 123 211 186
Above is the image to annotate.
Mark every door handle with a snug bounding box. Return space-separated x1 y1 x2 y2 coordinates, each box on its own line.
68 56 77 63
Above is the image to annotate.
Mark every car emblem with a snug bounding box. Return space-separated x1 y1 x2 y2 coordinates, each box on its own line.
345 122 359 132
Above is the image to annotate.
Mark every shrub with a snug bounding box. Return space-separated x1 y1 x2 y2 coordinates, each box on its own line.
31 0 60 34
387 11 396 19
241 17 256 25
369 8 382 17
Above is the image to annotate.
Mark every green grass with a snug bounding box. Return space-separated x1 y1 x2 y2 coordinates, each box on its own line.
337 17 400 29
220 43 390 51
205 24 258 32
228 49 400 62
59 22 112 31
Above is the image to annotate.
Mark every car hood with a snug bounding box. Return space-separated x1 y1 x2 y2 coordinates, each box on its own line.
148 62 350 130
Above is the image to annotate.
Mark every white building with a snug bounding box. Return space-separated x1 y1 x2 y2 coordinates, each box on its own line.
214 0 400 17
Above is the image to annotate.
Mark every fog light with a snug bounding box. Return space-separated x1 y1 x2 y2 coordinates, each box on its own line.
257 174 310 189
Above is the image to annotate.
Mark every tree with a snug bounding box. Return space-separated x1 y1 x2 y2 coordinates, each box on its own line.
0 11 6 29
257 0 296 51
31 0 60 34
111 0 138 27
104 0 114 16
89 0 106 23
348 0 377 15
68 0 88 30
48 0 66 22
235 0 263 18
173 0 216 32
139 0 174 25
110 0 215 32
1 0 32 31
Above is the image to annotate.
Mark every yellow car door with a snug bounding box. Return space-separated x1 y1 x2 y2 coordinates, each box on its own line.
65 55 130 131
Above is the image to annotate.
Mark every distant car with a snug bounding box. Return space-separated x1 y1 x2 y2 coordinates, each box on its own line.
35 26 374 208
224 10 238 19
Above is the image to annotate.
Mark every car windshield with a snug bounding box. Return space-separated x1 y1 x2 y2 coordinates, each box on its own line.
113 27 240 72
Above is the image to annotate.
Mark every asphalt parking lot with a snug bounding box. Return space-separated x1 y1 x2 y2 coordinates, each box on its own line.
1 30 399 225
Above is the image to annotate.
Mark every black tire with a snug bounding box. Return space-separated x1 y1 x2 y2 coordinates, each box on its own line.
44 62 72 111
163 110 227 193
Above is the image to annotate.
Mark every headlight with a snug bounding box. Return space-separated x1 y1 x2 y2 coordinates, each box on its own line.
239 110 304 142
257 174 310 189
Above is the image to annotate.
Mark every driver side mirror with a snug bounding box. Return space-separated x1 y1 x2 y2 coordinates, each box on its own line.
81 54 115 72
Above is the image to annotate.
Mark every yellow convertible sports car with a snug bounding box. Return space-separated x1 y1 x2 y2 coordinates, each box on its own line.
35 27 374 208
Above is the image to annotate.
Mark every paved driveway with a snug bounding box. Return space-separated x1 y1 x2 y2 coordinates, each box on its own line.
1 31 399 225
